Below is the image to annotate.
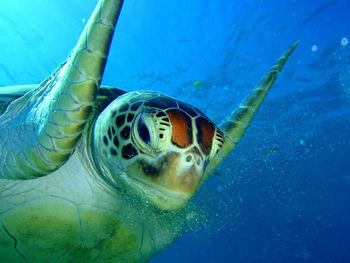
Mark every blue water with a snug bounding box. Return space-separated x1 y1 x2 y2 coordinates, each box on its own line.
1 0 349 262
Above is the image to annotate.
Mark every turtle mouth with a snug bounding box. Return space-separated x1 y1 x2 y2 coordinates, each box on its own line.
119 172 190 210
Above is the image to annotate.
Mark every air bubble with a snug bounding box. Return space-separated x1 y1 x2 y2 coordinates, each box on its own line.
311 45 318 52
341 37 349 47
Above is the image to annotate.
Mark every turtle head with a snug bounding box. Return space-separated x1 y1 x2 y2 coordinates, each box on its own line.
93 91 223 210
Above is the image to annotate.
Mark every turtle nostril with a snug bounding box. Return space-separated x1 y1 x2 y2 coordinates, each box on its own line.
196 158 201 166
185 155 193 163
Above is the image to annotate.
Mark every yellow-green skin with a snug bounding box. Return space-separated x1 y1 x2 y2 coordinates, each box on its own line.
0 126 182 262
0 1 183 261
0 43 298 263
0 0 298 261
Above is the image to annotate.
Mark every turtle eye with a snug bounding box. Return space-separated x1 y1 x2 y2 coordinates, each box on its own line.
137 117 151 145
133 113 158 154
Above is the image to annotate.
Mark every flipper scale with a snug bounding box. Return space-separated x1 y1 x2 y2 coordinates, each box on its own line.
206 41 298 176
0 0 124 179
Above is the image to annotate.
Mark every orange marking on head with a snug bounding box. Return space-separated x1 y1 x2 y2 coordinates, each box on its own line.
198 117 215 155
167 110 192 148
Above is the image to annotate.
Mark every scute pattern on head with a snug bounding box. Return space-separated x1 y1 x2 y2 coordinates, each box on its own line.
196 116 216 155
98 96 142 163
97 90 224 164
92 90 226 210
122 143 139 160
143 92 221 155
166 110 193 148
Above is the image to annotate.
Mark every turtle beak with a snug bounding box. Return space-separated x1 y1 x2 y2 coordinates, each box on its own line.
125 148 206 210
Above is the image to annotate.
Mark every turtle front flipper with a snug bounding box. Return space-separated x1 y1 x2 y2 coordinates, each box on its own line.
205 42 298 177
0 84 126 116
0 0 124 179
0 85 35 115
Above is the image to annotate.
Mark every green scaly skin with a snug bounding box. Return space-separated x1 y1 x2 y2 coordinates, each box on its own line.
0 0 123 179
0 42 298 261
0 124 182 262
0 0 298 261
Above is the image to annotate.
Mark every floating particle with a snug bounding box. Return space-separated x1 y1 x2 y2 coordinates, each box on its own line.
299 139 305 146
82 18 86 23
341 37 349 46
311 45 318 52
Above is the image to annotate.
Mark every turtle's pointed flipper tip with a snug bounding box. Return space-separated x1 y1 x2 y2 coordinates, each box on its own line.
204 41 298 178
276 40 299 69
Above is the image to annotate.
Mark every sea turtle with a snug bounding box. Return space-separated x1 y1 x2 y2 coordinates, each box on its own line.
0 0 297 262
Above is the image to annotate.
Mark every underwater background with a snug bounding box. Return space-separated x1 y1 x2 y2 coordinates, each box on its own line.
0 0 349 262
